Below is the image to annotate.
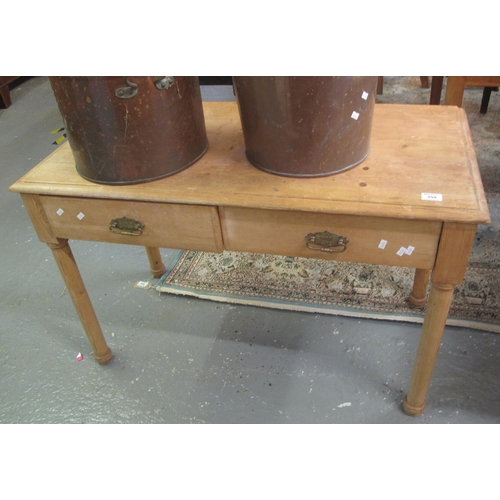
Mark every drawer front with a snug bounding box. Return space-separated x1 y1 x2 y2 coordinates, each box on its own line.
40 196 223 252
221 207 441 269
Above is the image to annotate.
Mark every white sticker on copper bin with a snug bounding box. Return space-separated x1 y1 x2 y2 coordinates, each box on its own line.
77 212 85 220
397 247 407 256
378 239 388 249
406 246 415 255
362 91 369 100
56 208 64 216
351 111 360 120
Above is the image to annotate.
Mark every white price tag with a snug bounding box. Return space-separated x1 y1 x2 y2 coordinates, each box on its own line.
406 246 415 255
56 208 64 216
351 111 360 120
421 193 443 202
396 247 407 256
134 280 151 290
361 91 369 100
77 212 85 220
378 239 388 249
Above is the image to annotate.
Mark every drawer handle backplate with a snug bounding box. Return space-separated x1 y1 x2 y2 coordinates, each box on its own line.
305 231 348 253
110 216 144 236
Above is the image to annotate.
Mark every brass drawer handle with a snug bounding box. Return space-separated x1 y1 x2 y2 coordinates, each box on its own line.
110 216 144 236
305 231 348 253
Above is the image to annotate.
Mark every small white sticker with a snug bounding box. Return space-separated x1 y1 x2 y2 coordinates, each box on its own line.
351 111 360 120
378 239 388 249
406 246 415 255
397 247 407 256
77 212 85 220
421 192 443 202
134 280 151 290
56 208 64 216
362 91 369 100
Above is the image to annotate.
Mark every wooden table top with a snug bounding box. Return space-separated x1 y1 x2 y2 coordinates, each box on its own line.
10 101 490 224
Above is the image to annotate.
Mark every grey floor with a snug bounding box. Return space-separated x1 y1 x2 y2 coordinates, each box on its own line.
1 77 500 424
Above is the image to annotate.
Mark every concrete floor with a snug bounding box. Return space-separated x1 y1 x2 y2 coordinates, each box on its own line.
1 77 500 424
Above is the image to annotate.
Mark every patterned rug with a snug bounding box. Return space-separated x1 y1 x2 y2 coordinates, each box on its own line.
157 250 500 333
157 77 500 333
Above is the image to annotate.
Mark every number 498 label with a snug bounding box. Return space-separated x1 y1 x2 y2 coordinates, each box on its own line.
421 192 443 202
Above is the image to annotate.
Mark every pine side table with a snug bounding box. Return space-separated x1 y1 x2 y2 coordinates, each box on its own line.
10 102 490 416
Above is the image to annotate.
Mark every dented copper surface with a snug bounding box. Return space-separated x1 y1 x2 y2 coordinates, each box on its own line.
233 76 378 177
49 76 208 184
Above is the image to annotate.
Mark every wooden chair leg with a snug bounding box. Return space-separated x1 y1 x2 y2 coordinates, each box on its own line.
377 76 384 95
444 76 466 107
480 87 497 114
420 77 430 89
430 76 444 105
0 86 12 108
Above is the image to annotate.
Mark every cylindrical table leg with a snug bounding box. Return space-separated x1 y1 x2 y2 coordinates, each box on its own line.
409 268 431 307
48 239 112 364
403 282 455 416
145 246 166 278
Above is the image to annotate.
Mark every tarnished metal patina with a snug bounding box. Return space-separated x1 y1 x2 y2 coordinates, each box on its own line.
49 76 208 184
233 76 378 177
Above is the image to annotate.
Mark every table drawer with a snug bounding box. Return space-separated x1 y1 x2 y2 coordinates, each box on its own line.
221 207 441 268
40 196 224 252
